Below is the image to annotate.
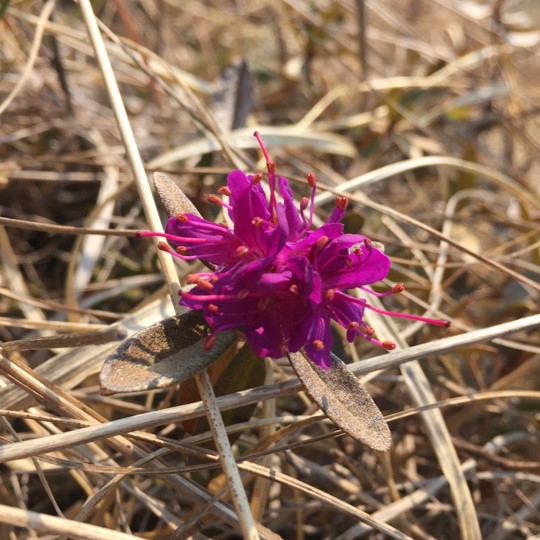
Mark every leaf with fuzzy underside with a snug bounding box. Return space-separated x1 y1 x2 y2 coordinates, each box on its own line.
100 310 237 395
288 350 391 452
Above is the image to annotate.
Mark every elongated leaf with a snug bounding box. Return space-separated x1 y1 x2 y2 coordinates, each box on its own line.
100 310 237 395
153 172 202 219
288 350 391 452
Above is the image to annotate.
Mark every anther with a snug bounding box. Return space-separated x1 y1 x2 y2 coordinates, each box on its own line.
382 340 396 350
312 340 325 351
289 284 299 294
175 213 189 223
364 238 373 250
364 326 375 336
267 160 276 174
335 196 348 210
252 217 263 227
208 194 222 205
316 235 329 251
218 186 231 196
157 242 171 252
300 197 309 211
175 246 188 254
197 279 214 291
235 246 249 256
252 172 263 184
208 304 219 313
392 283 405 294
348 322 359 330
306 172 316 188
186 274 199 284
325 289 335 301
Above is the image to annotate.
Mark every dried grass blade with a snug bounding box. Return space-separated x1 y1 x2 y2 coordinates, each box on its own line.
77 1 258 536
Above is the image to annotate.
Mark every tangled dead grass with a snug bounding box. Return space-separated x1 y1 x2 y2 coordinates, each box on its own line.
0 1 539 538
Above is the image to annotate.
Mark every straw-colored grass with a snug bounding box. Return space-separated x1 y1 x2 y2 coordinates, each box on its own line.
1 1 539 538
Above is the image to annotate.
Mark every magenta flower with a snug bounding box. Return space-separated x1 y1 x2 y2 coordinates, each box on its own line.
141 132 449 369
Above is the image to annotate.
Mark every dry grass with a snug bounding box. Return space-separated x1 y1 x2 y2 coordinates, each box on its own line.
1 0 540 538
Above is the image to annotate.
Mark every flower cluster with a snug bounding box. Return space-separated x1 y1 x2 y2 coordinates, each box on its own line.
142 132 449 369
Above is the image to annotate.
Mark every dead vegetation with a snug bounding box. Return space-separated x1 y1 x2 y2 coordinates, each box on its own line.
0 0 539 538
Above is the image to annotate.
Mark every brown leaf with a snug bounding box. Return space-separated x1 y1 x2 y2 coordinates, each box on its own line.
99 310 237 395
288 350 391 452
152 172 202 219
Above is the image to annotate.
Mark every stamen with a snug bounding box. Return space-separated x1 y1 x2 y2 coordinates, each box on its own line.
181 290 255 302
392 283 405 293
235 245 249 256
312 339 325 351
382 341 396 350
203 334 216 351
289 284 299 294
219 186 231 196
316 235 329 251
157 242 171 252
335 196 348 211
363 300 451 327
138 231 207 244
334 290 450 328
253 131 271 163
252 172 263 184
197 279 214 291
327 196 349 223
252 217 263 227
208 194 233 210
300 197 309 228
253 131 277 221
208 304 219 313
167 249 200 261
175 213 189 223
324 289 335 301
267 160 277 222
186 273 199 284
358 284 403 298
306 173 316 228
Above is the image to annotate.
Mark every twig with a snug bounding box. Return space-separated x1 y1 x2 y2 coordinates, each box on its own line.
77 1 259 537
